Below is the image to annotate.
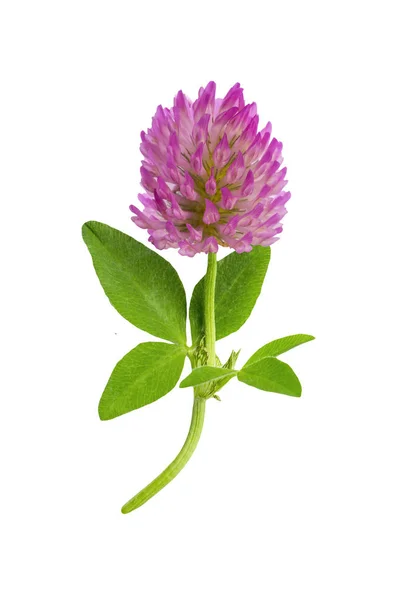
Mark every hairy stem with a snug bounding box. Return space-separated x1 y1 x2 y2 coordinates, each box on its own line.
121 252 218 514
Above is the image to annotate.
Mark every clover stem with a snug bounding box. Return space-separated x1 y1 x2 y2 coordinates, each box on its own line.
121 252 218 514
204 252 217 366
121 394 205 513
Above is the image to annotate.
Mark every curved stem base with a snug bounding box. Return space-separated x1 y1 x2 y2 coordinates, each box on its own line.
121 396 206 514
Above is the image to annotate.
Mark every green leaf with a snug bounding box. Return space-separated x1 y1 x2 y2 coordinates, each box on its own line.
244 334 315 367
99 342 187 420
179 366 237 388
190 246 270 343
238 357 302 397
82 221 187 344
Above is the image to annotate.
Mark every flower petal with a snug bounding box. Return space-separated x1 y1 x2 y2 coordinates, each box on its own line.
203 199 220 224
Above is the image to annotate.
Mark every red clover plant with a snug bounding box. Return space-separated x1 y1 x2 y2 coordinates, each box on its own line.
82 82 314 513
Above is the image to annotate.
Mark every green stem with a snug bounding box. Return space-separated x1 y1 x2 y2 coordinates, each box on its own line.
204 252 217 366
121 395 205 513
121 252 218 514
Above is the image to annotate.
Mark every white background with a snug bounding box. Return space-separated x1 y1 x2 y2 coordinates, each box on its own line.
1 1 399 598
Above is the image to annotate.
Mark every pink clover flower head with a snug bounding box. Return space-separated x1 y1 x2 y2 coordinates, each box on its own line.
131 82 290 256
